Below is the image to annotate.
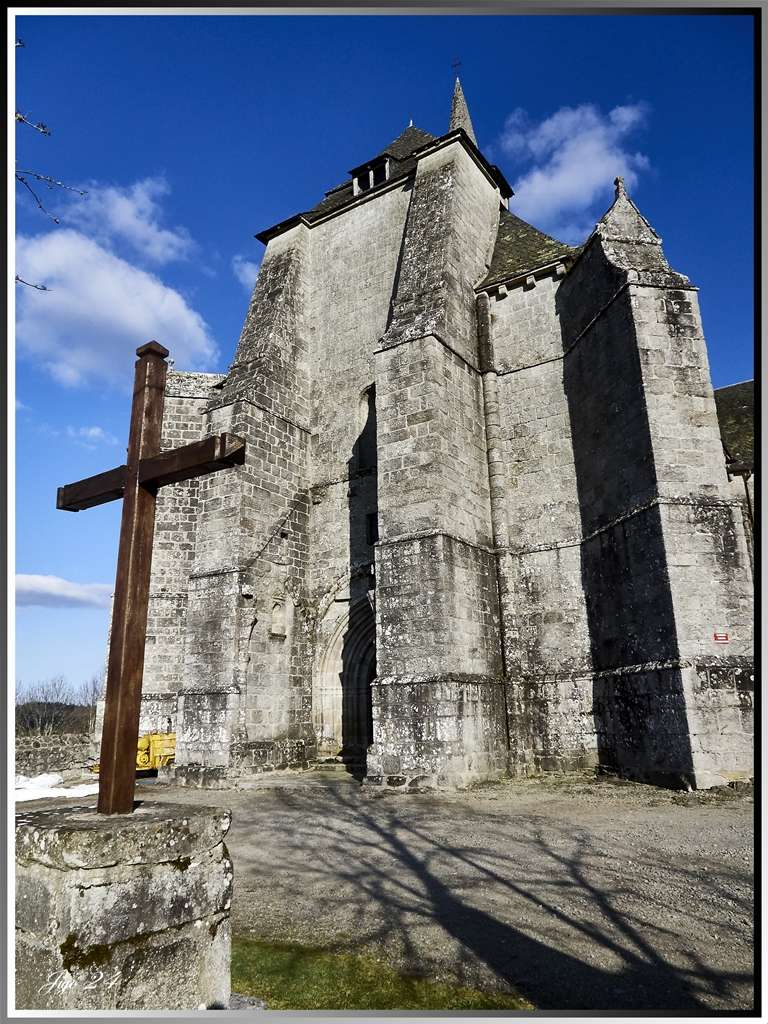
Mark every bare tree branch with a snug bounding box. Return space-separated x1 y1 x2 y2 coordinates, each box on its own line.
16 168 88 197
15 275 50 292
15 112 51 136
15 173 60 223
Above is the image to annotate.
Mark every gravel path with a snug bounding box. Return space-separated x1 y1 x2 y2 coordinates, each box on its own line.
147 771 754 1013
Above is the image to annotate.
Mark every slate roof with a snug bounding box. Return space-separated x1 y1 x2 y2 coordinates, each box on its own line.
480 209 579 288
376 124 436 163
256 123 512 243
714 380 754 467
261 126 437 236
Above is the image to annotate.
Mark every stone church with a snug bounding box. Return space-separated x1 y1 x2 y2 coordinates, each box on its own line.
131 81 754 791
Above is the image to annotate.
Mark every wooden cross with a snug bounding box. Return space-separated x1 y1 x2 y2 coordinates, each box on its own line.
56 342 245 815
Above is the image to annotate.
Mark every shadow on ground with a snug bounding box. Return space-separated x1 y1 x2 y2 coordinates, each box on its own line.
153 775 754 1012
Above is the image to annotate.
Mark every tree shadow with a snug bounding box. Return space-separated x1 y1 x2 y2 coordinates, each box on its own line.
226 784 754 1012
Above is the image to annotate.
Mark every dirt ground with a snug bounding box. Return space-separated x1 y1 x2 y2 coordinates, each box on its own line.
141 768 755 1013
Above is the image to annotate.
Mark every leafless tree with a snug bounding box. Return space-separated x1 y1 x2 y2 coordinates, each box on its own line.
15 676 76 735
15 41 88 289
75 672 105 733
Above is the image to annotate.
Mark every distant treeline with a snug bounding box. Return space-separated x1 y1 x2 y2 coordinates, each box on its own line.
15 675 102 736
15 700 94 736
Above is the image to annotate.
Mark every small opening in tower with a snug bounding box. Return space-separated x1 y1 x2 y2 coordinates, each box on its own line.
354 159 388 196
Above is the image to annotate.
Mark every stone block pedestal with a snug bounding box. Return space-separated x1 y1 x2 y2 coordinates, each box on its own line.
15 800 233 1011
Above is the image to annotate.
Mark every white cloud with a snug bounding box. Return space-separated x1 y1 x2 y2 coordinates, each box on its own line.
66 425 119 447
55 177 194 265
16 574 112 609
232 254 259 292
496 102 650 243
16 229 218 388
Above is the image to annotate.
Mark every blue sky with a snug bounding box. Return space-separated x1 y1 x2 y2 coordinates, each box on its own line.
13 12 755 693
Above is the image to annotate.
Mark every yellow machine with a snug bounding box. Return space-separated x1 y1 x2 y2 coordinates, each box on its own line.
136 732 176 770
90 732 176 774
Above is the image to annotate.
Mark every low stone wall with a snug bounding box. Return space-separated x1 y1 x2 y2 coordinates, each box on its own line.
15 733 97 778
16 800 233 1011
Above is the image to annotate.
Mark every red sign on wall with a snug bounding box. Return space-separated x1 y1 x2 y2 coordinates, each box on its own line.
713 632 730 644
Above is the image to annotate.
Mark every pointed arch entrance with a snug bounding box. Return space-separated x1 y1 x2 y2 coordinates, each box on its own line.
313 596 375 775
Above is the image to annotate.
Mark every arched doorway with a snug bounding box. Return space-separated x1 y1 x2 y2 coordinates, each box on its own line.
313 596 375 776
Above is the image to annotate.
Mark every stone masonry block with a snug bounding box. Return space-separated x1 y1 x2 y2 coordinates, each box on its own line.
15 801 233 1011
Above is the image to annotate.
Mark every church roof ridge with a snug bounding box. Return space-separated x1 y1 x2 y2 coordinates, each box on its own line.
257 121 510 244
713 378 754 392
347 123 436 176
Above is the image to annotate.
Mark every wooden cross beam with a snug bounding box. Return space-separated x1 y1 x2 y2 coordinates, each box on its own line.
56 342 245 815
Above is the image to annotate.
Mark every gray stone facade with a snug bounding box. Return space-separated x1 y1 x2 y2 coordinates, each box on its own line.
131 83 753 792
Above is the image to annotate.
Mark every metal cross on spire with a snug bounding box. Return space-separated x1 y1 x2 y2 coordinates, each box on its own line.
57 342 246 814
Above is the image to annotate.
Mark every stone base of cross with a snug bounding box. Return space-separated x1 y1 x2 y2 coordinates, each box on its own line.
57 342 245 814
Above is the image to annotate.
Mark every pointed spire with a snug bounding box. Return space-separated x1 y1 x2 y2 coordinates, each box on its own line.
449 77 477 147
591 173 692 285
598 175 660 247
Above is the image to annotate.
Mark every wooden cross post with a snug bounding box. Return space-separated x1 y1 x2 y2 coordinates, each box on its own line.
56 342 245 814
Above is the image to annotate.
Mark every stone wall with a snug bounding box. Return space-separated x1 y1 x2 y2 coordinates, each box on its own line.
143 371 225 700
306 179 411 757
15 733 97 778
211 226 312 759
489 265 596 771
137 691 177 735
481 183 754 787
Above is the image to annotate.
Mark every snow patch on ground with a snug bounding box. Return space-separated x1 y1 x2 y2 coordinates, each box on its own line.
14 771 99 802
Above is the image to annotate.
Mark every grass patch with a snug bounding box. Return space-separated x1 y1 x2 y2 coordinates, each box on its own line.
231 935 533 1011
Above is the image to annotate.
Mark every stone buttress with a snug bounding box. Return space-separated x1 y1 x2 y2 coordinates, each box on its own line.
552 181 752 787
366 134 510 789
144 227 314 785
